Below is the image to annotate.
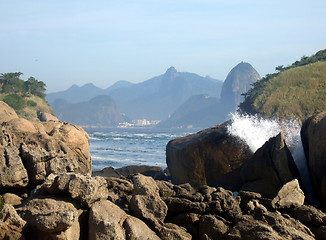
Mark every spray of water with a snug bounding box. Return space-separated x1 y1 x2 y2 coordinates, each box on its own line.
227 112 301 152
227 112 316 204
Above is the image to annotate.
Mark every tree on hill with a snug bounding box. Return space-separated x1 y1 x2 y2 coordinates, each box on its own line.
0 72 46 99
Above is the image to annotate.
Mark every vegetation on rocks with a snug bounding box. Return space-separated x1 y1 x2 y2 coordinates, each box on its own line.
239 49 326 121
0 72 55 120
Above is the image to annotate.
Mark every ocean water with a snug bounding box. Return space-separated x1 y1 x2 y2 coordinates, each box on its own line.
85 128 195 171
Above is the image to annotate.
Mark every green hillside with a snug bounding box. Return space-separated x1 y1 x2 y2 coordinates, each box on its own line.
239 49 326 121
0 72 55 120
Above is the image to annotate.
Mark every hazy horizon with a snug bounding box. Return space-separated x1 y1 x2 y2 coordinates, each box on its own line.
1 0 325 93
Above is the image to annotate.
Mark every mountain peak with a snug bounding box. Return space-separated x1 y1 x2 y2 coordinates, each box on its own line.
163 66 178 81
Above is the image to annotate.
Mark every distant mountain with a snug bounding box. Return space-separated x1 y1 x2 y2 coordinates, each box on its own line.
220 62 261 111
108 67 223 120
158 94 221 129
52 95 127 127
239 49 326 121
158 62 260 129
47 68 222 122
47 83 104 104
105 80 134 93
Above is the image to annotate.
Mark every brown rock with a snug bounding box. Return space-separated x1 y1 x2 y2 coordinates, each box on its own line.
88 200 127 240
155 222 192 240
38 112 59 122
0 101 18 123
42 173 109 209
241 132 303 198
2 193 23 206
199 214 228 240
272 179 305 209
130 174 168 227
301 111 326 210
124 215 161 240
166 124 253 190
0 146 29 188
17 197 78 233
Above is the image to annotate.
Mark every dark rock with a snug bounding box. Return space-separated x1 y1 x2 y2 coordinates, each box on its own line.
301 111 326 210
170 213 200 239
199 214 229 240
165 197 206 215
166 124 253 190
241 132 303 199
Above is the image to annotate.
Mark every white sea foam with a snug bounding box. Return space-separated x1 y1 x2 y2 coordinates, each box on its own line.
227 112 301 152
227 112 316 204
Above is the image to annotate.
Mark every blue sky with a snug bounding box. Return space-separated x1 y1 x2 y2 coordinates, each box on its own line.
1 0 325 93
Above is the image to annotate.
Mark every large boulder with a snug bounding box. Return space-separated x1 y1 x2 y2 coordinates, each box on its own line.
241 132 303 198
17 197 80 239
88 200 127 240
166 124 253 190
0 106 91 188
301 111 326 210
0 101 18 123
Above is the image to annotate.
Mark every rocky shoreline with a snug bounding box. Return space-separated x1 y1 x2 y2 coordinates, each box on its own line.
1 100 326 239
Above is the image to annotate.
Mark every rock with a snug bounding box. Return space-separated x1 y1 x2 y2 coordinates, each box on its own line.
0 112 91 187
38 112 59 122
272 179 305 209
241 132 303 198
115 165 166 180
106 177 134 212
0 146 29 188
41 173 109 209
130 174 168 227
165 197 206 215
0 204 26 230
132 173 160 196
155 222 192 240
166 124 253 190
0 101 18 123
156 180 175 198
92 167 120 177
0 221 25 240
2 193 23 206
301 111 326 210
290 205 326 226
171 213 200 239
199 214 229 240
124 215 161 240
290 205 326 239
88 200 127 240
17 197 79 233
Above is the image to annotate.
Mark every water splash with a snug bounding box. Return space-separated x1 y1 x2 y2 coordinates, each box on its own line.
227 112 316 204
226 112 301 152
